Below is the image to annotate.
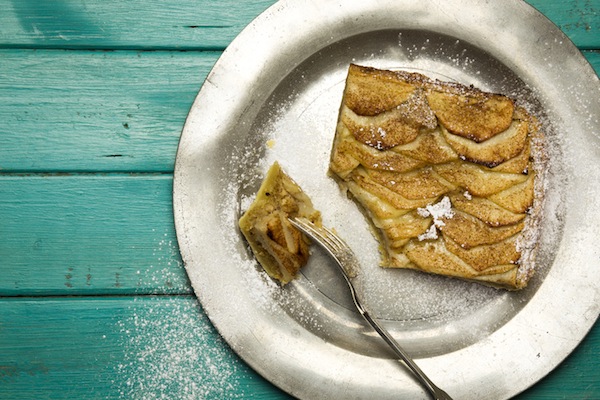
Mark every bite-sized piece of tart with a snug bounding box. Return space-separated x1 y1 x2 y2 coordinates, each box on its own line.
329 64 545 290
239 162 322 284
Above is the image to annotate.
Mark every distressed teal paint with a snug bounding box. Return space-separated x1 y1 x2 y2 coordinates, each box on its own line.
0 175 190 295
0 297 289 399
0 0 278 50
0 50 219 172
0 1 596 50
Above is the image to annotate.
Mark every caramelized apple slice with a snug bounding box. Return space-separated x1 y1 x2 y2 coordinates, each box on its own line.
426 89 515 142
404 239 521 288
334 126 426 172
439 210 525 249
367 168 454 200
444 235 521 271
393 128 459 164
448 192 526 227
489 172 535 213
376 211 433 241
344 64 418 116
347 169 439 210
441 119 528 167
434 161 528 197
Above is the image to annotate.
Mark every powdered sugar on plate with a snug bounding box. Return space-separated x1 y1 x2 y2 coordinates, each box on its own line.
115 297 247 399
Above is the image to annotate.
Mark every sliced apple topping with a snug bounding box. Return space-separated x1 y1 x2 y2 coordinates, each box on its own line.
489 172 535 213
441 119 529 167
448 191 526 227
434 161 528 197
393 128 459 164
439 210 525 249
329 64 543 289
344 64 419 116
426 89 515 142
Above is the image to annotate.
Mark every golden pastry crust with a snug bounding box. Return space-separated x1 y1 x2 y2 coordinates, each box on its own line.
239 162 321 284
329 64 544 290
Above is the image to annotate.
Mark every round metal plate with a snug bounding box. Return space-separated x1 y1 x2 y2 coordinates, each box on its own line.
173 1 600 399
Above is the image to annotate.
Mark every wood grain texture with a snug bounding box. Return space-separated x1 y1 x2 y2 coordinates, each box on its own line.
0 175 190 296
0 1 597 50
0 296 288 400
0 49 218 172
0 296 597 399
0 0 277 50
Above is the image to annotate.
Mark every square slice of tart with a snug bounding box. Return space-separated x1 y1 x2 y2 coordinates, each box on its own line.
239 162 322 284
329 64 544 290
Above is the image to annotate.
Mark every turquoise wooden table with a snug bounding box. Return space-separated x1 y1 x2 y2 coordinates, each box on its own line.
0 1 598 398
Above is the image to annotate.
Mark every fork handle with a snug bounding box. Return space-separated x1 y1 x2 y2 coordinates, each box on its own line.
359 309 453 400
342 272 453 399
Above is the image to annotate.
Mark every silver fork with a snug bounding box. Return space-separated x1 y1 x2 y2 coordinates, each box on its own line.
289 217 453 400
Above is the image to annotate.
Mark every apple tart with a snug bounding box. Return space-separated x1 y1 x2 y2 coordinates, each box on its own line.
330 64 544 289
239 162 322 284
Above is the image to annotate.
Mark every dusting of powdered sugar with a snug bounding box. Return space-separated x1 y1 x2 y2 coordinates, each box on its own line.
115 297 246 399
515 109 553 285
140 229 188 292
417 196 455 241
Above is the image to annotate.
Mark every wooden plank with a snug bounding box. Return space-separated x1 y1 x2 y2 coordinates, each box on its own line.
0 175 190 296
0 296 289 400
1 49 598 173
0 49 217 172
0 1 597 50
0 0 277 50
0 296 597 399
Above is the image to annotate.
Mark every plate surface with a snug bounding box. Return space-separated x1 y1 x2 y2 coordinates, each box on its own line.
173 1 600 398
